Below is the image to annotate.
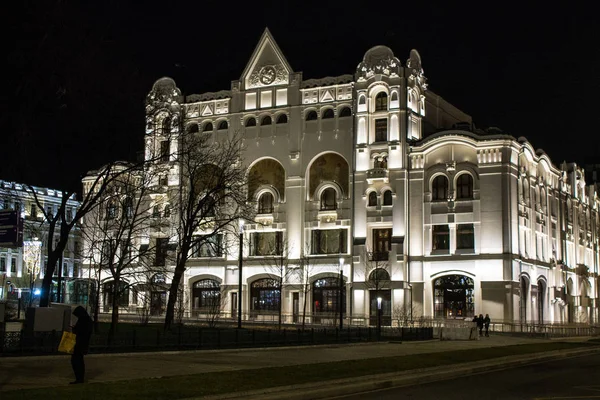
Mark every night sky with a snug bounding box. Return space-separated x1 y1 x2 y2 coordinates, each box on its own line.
5 2 599 193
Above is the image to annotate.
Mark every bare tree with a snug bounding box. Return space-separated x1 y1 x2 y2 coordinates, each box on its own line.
81 165 166 342
393 302 422 328
163 131 256 331
297 248 322 331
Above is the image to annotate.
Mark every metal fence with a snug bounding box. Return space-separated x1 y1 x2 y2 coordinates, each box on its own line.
0 326 434 356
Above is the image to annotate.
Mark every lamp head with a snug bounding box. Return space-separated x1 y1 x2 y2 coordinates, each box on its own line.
377 297 382 309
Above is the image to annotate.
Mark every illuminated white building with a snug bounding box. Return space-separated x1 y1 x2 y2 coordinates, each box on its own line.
89 29 599 325
0 180 82 303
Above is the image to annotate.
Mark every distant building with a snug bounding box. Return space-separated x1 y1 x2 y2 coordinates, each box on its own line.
0 180 82 304
83 29 599 325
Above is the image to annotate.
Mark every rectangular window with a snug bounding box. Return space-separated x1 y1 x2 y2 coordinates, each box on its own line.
11 257 17 273
250 232 283 256
30 204 37 219
191 234 223 258
432 225 450 251
276 89 287 106
260 90 272 108
456 224 475 250
245 92 257 110
155 238 169 266
0 257 6 272
73 263 79 278
66 208 73 222
160 140 170 163
372 228 392 260
311 229 348 255
63 262 69 277
375 119 388 142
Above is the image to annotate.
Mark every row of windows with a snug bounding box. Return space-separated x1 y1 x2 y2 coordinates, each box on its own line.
306 107 352 121
432 224 475 252
431 174 474 201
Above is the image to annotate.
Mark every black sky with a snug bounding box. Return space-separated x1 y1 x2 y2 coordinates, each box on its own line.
5 1 600 192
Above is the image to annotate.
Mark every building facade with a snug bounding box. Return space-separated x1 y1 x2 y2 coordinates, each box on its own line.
0 180 82 304
84 29 600 325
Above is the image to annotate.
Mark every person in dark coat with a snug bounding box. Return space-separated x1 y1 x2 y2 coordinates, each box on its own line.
477 314 484 336
483 314 491 337
70 306 93 384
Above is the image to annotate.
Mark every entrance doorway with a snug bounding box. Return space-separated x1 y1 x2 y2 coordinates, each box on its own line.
292 292 299 323
369 290 391 326
231 292 238 319
433 275 474 319
150 291 166 315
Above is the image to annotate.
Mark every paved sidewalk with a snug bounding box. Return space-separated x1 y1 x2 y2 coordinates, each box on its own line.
0 335 593 393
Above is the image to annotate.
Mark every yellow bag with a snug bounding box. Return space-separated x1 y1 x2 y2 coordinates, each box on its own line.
58 331 76 354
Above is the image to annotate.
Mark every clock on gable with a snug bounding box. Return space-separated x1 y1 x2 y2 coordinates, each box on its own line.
259 66 276 85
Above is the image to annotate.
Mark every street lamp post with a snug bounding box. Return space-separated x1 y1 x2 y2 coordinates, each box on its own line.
338 257 344 331
377 296 382 340
237 220 244 329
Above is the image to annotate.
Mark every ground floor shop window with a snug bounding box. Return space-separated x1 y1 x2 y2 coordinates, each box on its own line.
251 278 280 311
192 279 221 310
312 277 345 314
433 275 474 318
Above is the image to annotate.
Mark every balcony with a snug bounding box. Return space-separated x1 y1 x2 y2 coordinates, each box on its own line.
366 168 389 184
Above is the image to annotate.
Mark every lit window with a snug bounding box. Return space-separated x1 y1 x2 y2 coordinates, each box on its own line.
251 278 280 311
311 229 347 255
191 235 223 258
250 232 283 256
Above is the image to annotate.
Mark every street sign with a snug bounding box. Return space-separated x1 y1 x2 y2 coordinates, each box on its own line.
0 210 23 247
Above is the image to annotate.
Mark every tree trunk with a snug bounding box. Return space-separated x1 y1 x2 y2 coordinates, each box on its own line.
302 282 308 331
164 264 184 331
108 276 120 344
278 277 282 330
39 251 59 307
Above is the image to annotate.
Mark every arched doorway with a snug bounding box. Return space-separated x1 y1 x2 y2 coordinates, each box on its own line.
433 275 474 319
312 277 345 324
519 276 529 323
537 279 546 324
369 269 391 326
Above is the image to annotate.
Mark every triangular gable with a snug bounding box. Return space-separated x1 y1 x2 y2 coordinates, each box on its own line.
320 89 335 102
241 28 293 90
201 104 213 116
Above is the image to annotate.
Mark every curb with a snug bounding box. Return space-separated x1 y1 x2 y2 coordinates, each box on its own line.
195 346 600 400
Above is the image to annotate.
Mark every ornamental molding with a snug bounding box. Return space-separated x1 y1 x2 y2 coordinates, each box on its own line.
247 63 289 89
356 46 401 82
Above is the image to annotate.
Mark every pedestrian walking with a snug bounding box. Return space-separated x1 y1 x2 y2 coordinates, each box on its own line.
484 314 491 337
477 313 484 336
70 306 93 384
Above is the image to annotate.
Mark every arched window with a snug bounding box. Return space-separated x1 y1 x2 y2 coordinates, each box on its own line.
320 188 337 210
261 116 272 126
391 92 399 102
203 122 213 132
188 123 199 133
106 200 117 219
537 279 545 324
313 277 345 314
322 109 334 119
375 92 388 111
251 278 280 311
162 117 171 134
359 95 366 105
123 197 133 219
339 107 352 117
276 114 288 124
383 190 393 206
540 188 546 212
369 268 390 283
306 110 318 121
520 276 529 323
368 191 377 207
433 275 474 318
432 176 448 201
192 279 220 310
218 120 228 130
258 192 274 214
163 204 171 218
456 174 473 199
245 117 256 127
